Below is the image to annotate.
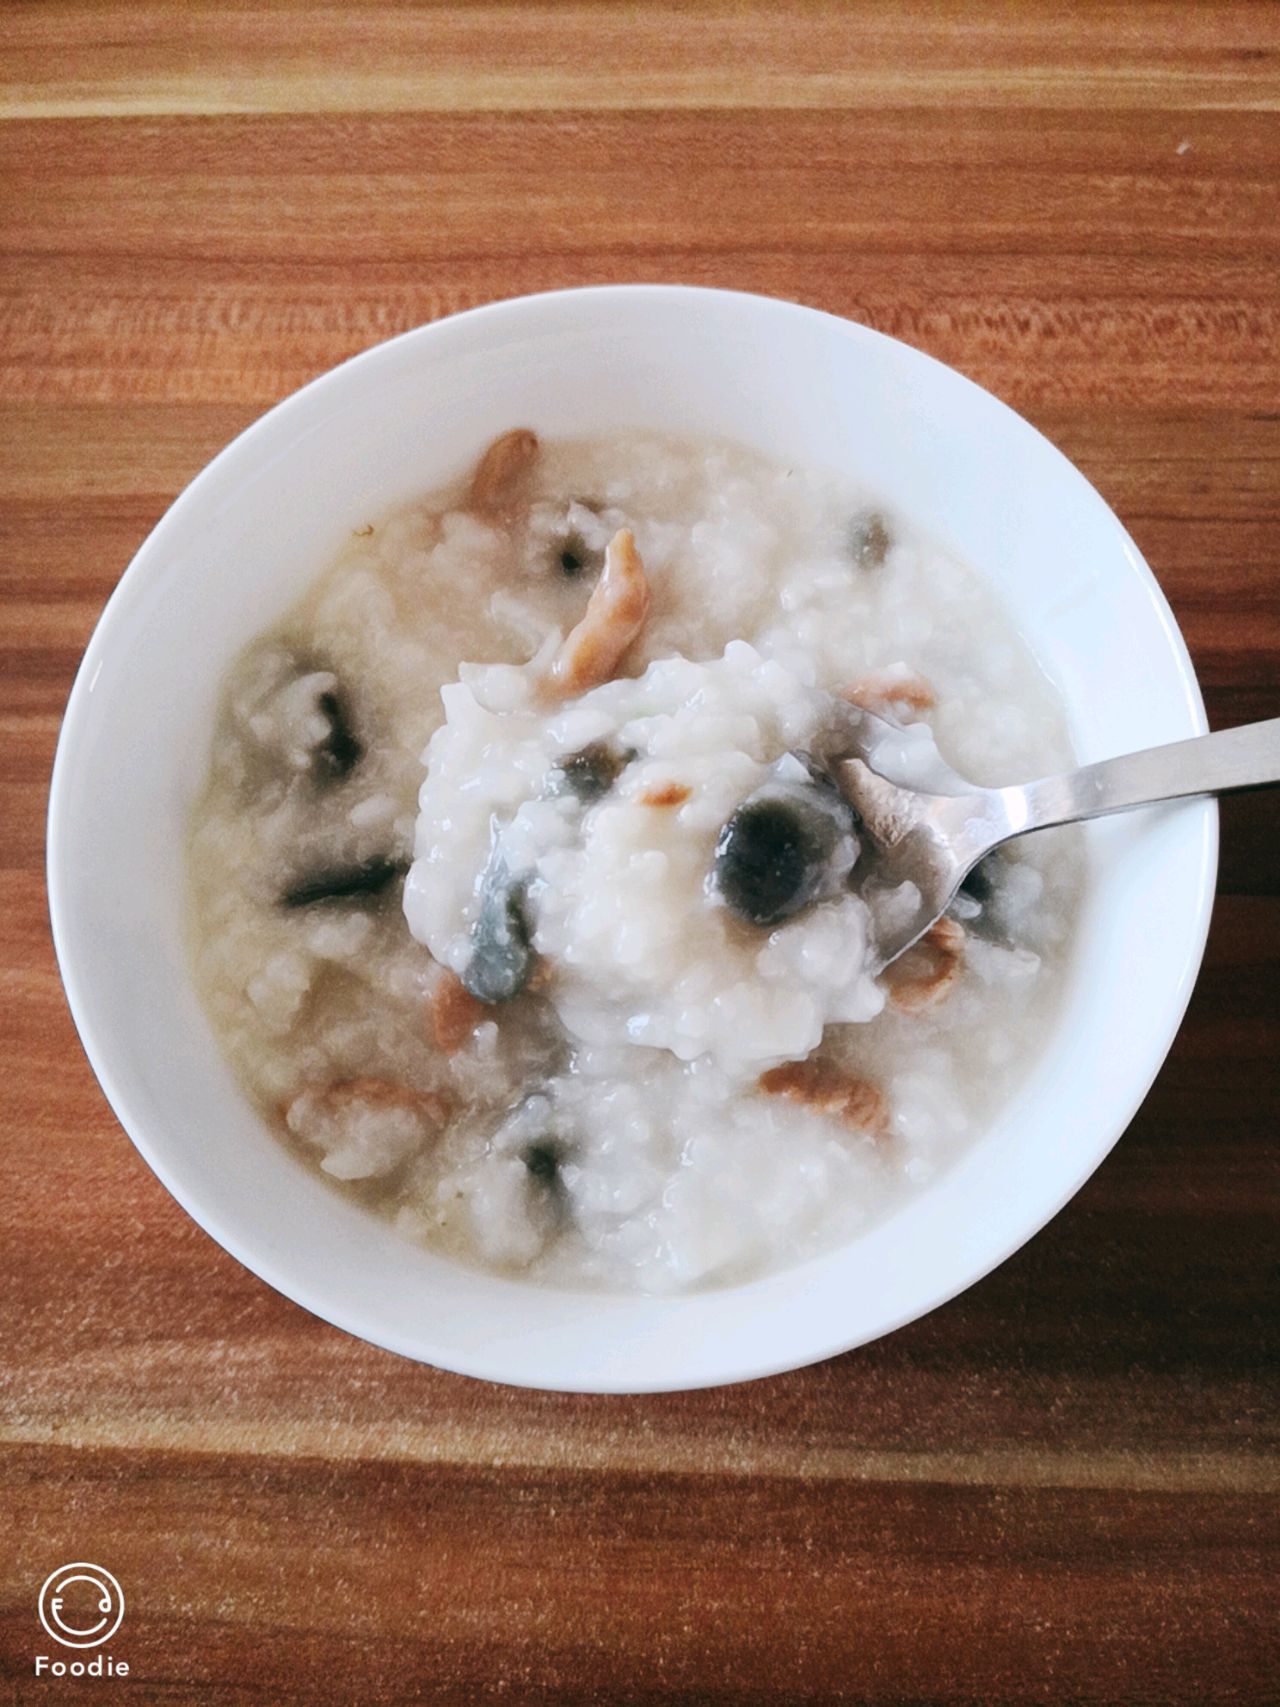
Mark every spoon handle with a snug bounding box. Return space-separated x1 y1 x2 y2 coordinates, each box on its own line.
1003 716 1280 834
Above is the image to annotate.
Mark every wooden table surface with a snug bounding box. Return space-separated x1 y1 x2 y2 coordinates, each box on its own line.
2 4 1277 1701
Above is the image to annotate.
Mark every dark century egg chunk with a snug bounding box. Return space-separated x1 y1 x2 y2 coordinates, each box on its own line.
522 1141 566 1185
492 1096 572 1223
555 532 601 579
713 752 860 927
222 643 366 795
313 685 363 782
463 836 535 1003
960 855 996 903
281 855 408 909
550 740 633 804
549 498 608 581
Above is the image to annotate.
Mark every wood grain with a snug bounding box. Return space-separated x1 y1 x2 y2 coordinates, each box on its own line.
4 2 1278 118
1 4 1277 1702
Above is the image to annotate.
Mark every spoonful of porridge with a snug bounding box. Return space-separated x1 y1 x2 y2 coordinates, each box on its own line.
406 434 1280 1079
833 708 1280 970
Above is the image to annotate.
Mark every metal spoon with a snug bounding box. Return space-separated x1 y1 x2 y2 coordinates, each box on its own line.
833 709 1280 970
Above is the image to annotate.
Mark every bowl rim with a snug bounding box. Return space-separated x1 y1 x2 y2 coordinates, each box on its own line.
46 283 1218 1392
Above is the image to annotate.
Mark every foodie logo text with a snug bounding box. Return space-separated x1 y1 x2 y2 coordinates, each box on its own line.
34 1562 129 1680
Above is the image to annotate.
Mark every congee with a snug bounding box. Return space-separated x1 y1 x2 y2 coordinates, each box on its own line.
189 430 1083 1291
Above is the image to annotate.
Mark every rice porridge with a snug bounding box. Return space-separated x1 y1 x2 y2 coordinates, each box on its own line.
188 430 1083 1292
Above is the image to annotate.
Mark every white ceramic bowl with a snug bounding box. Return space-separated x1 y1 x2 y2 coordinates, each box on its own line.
48 286 1215 1392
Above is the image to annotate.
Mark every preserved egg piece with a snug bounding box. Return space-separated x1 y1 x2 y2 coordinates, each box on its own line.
714 801 821 927
960 854 996 903
471 1095 572 1259
955 851 1044 945
497 1096 570 1196
281 855 408 909
463 839 534 1004
522 1141 566 1186
528 497 610 581
555 530 605 580
222 644 365 793
713 752 860 928
849 509 891 569
550 740 633 803
313 685 363 782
